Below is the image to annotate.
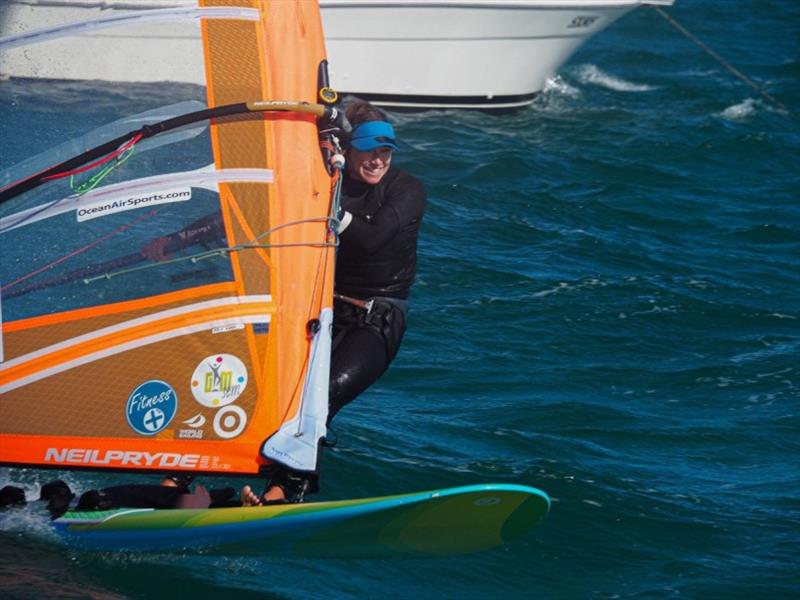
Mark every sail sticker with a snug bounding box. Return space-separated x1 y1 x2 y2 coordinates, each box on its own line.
126 380 178 436
178 413 206 439
76 187 192 222
43 447 212 468
178 429 204 440
213 405 247 439
183 414 206 428
191 354 248 407
212 323 245 335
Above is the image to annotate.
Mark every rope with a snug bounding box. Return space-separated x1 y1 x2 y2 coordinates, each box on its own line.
0 209 156 293
70 139 137 194
82 217 338 285
0 138 139 233
652 6 790 115
43 134 143 182
3 216 339 298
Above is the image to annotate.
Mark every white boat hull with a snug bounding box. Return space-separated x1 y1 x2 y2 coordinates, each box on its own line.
320 0 652 109
0 0 673 109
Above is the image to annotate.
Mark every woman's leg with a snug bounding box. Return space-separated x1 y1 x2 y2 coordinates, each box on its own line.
328 300 407 422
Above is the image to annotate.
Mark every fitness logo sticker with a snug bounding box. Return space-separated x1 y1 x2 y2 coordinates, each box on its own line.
126 380 178 436
191 354 248 408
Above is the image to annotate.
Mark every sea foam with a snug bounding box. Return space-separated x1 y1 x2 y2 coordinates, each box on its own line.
719 98 759 120
575 64 656 92
543 75 581 98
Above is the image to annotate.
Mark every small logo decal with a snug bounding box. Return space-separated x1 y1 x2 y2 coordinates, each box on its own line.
213 405 247 439
212 324 245 335
191 354 248 407
126 380 177 436
474 497 502 507
183 414 206 428
567 15 599 29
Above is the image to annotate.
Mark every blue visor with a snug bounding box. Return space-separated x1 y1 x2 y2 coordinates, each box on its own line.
350 121 399 151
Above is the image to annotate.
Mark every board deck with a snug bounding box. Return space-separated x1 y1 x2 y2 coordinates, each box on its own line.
52 484 550 558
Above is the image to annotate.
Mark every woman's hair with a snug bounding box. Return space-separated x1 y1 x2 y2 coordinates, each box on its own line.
345 100 388 128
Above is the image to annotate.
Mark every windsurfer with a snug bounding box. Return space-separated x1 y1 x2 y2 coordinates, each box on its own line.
326 101 427 423
244 100 427 505
140 100 426 506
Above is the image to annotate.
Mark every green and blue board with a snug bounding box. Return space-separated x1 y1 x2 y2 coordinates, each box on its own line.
53 484 550 558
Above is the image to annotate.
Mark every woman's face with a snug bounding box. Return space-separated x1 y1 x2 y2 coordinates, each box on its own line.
347 147 393 185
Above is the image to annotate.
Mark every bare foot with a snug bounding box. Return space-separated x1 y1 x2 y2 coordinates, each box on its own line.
240 485 261 506
263 485 286 502
240 484 286 506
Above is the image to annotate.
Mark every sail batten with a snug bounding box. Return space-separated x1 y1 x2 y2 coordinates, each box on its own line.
0 1 335 475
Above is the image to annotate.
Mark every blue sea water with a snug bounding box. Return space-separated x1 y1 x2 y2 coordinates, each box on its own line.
1 0 799 598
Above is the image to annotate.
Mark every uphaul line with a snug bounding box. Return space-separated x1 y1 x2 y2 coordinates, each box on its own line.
44 447 215 468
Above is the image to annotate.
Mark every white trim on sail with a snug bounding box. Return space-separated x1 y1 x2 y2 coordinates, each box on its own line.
261 307 332 473
3 295 271 368
0 7 259 51
0 167 274 233
2 315 269 394
0 295 272 393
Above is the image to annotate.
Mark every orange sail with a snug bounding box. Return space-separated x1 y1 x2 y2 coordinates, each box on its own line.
0 1 336 475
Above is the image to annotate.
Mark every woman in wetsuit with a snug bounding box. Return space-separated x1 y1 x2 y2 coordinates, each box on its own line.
328 102 426 421
242 101 427 505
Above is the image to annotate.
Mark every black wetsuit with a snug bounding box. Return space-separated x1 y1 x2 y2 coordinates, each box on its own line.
329 167 426 421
